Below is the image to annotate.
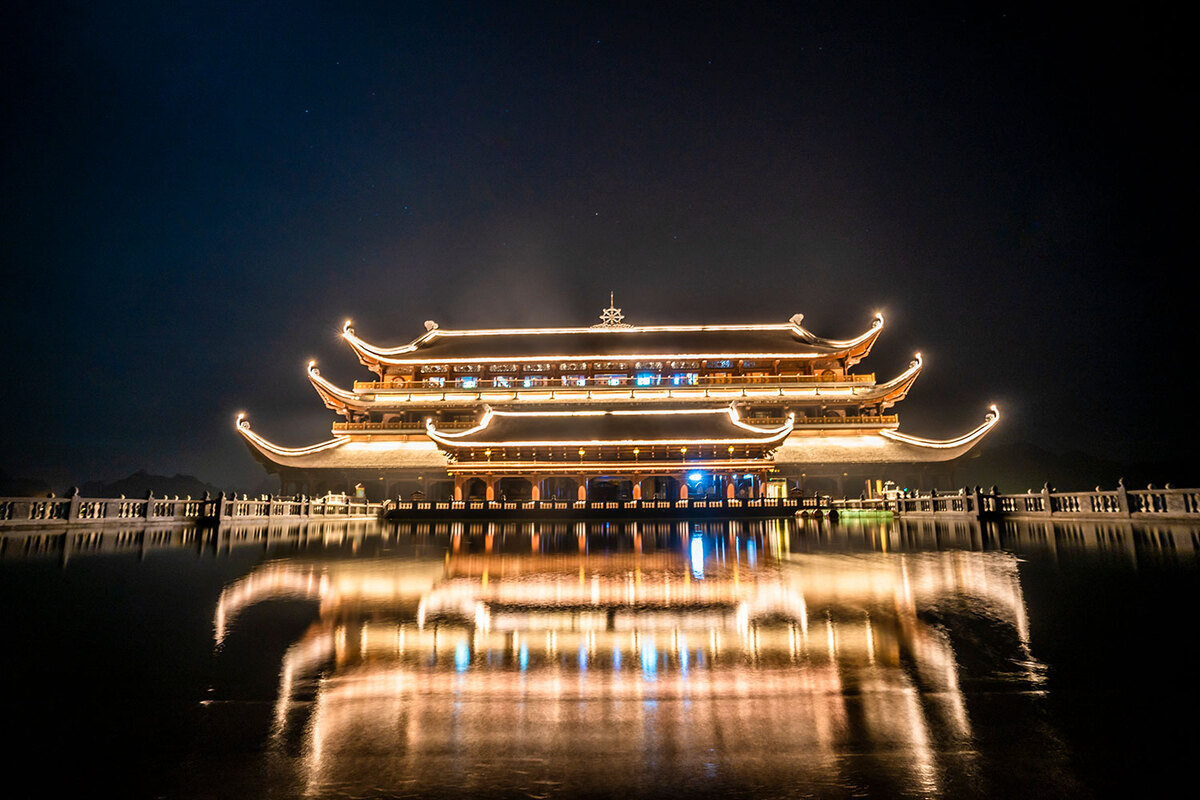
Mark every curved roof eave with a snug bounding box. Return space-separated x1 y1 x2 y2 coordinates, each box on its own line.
879 404 999 451
307 362 365 412
341 313 885 366
870 353 923 407
235 414 350 467
423 405 796 448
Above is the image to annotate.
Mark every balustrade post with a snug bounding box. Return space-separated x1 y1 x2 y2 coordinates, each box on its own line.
970 485 984 519
1041 483 1053 516
145 490 155 520
1164 485 1188 516
216 491 226 520
66 487 81 521
1115 479 1131 517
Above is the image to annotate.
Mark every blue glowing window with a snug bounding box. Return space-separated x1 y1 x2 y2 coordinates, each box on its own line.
635 373 658 387
493 376 510 388
460 376 478 389
427 377 445 387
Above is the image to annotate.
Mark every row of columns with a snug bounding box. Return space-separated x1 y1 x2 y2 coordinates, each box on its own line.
451 473 769 502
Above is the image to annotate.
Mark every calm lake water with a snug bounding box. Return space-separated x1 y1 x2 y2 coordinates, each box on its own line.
1 516 1196 799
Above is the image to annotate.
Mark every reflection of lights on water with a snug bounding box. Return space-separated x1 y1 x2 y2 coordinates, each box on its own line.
641 640 658 679
519 643 529 671
690 535 704 579
455 641 469 672
613 649 622 670
579 644 588 671
747 538 757 568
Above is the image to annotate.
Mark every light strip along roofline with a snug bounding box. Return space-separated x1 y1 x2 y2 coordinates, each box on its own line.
879 405 1000 449
307 361 359 411
236 414 349 456
341 313 884 365
423 404 796 448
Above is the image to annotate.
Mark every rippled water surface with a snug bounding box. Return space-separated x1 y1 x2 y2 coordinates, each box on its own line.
1 517 1195 798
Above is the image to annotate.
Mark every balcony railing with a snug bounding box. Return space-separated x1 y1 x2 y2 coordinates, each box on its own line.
332 420 475 432
353 372 876 392
752 415 898 426
329 414 897 434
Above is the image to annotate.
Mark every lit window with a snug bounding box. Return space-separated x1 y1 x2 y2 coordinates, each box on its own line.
562 375 586 387
460 376 477 389
428 377 445 387
494 376 510 388
671 373 699 386
635 372 658 387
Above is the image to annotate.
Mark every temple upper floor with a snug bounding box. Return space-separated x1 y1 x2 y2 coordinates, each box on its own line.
341 310 885 379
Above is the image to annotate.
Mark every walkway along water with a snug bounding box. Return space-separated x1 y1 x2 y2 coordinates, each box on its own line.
2 481 1198 527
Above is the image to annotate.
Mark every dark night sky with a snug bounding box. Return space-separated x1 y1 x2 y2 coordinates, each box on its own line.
2 2 1193 491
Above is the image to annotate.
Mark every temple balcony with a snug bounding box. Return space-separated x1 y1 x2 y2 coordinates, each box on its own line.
353 373 875 392
746 414 898 427
328 415 898 435
344 377 882 406
331 420 476 433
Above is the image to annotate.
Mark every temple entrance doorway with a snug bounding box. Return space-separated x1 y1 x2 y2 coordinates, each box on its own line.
540 477 579 500
497 477 533 501
641 476 680 501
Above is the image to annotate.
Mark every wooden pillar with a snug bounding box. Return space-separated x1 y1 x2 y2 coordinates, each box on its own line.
486 476 496 501
531 481 541 501
577 478 587 501
453 476 464 501
726 476 735 499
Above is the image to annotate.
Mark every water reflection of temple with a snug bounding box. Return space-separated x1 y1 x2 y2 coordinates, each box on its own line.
215 527 1041 797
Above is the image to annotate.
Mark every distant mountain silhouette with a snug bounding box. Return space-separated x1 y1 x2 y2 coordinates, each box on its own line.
80 469 224 499
958 442 1198 493
0 468 53 497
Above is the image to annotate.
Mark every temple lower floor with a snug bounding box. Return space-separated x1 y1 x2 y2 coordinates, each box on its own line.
274 463 965 502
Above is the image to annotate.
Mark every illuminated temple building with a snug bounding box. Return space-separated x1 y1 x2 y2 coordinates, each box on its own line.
237 302 998 500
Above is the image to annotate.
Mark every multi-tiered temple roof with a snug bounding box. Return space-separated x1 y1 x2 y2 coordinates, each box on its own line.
238 301 997 499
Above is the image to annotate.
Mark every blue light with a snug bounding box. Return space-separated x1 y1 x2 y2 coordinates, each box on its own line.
455 641 470 672
688 472 703 482
460 376 477 389
641 642 658 679
519 643 529 672
635 372 656 386
579 644 588 670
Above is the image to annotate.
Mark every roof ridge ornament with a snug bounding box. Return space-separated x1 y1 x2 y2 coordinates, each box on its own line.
592 292 632 329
